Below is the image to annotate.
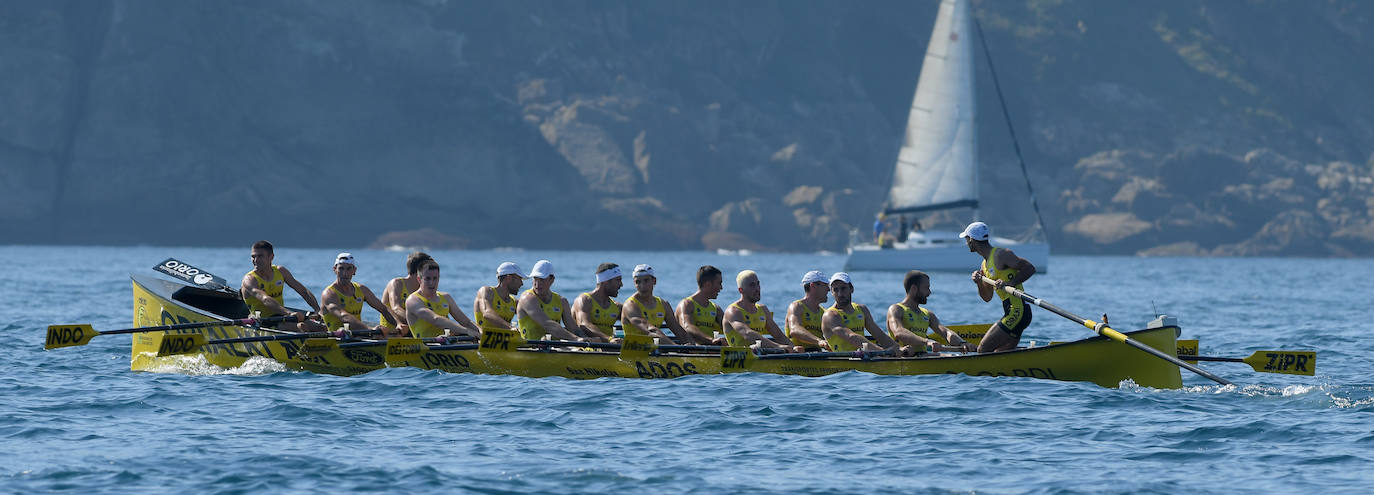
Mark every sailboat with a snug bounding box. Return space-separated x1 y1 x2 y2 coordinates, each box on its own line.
844 0 1050 272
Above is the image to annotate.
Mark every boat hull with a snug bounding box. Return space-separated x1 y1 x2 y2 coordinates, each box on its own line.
131 275 1180 388
845 239 1049 272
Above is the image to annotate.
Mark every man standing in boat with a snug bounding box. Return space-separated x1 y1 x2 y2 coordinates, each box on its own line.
240 240 326 332
380 251 433 337
723 271 802 352
785 270 830 351
515 260 585 341
406 261 482 339
822 272 908 355
675 265 728 345
887 270 976 353
962 222 1036 352
319 253 396 335
474 262 524 332
621 264 690 344
571 263 623 343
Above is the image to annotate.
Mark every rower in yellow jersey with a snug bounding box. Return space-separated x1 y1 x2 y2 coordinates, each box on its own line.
515 260 584 341
380 251 432 337
571 263 623 343
319 253 396 334
674 265 727 345
473 261 524 332
621 264 690 344
239 240 326 332
405 261 481 339
785 270 830 350
961 222 1036 353
821 272 907 355
722 270 802 352
886 270 975 353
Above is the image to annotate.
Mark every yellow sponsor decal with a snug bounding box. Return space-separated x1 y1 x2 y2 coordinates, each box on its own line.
720 346 753 372
619 334 655 359
296 338 338 359
1176 339 1198 356
479 328 523 351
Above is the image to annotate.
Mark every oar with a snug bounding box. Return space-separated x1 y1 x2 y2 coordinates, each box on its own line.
152 328 386 356
45 315 298 350
1181 351 1316 376
981 275 1235 386
757 349 896 360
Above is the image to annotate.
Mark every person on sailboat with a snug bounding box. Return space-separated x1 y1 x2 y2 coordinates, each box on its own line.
873 213 896 248
962 222 1036 352
785 270 830 351
571 263 622 343
722 271 803 352
319 252 396 335
822 272 909 355
675 265 728 345
886 270 975 353
240 240 327 332
380 251 433 337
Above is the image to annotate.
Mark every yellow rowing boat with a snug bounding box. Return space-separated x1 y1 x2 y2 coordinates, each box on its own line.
130 273 1185 388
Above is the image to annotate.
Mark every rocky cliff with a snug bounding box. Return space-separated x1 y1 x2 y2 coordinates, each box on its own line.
2 0 1371 256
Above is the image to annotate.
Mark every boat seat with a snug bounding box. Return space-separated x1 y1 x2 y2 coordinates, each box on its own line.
172 286 250 319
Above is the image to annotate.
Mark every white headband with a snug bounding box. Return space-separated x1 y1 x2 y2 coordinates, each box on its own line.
596 266 623 284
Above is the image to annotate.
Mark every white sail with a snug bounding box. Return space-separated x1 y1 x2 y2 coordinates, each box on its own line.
885 0 977 214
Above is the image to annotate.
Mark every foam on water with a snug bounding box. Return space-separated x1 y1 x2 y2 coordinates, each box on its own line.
135 353 290 376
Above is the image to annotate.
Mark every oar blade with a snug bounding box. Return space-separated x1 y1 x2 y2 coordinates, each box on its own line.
45 325 98 349
154 333 207 356
385 338 427 365
720 346 754 373
1243 351 1316 376
619 334 656 359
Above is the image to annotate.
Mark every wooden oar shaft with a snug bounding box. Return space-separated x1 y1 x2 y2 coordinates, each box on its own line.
993 282 1234 386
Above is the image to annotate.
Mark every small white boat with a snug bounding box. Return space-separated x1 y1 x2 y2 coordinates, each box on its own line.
845 0 1049 272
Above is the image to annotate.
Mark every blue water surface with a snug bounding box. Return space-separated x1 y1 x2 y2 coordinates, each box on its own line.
2 246 1370 494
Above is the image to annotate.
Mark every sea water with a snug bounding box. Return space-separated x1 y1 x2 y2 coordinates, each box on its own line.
2 246 1371 493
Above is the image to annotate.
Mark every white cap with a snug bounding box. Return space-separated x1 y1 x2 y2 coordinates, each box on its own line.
632 264 655 278
595 265 622 284
829 272 852 285
334 252 355 266
530 259 554 279
496 262 527 278
801 270 826 285
959 221 990 241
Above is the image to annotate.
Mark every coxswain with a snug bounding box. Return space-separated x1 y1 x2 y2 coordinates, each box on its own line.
240 240 326 332
674 265 727 345
571 263 623 343
405 261 481 339
473 261 524 332
621 264 690 344
961 221 1036 353
821 272 907 355
380 251 433 337
722 270 803 352
319 253 396 334
785 270 830 350
515 260 584 341
886 270 975 353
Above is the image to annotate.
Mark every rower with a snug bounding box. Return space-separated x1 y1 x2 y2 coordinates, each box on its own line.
621 264 690 344
821 272 907 355
571 263 622 343
405 261 481 339
319 253 395 334
723 270 803 352
515 260 584 341
785 270 830 351
473 261 524 333
886 270 975 353
674 265 727 345
239 240 326 332
380 251 433 337
962 221 1036 353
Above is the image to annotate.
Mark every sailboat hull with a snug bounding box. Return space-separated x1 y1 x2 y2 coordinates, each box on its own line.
844 236 1049 272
